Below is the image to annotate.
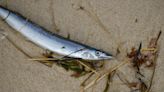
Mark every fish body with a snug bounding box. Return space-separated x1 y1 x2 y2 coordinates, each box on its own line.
0 6 112 60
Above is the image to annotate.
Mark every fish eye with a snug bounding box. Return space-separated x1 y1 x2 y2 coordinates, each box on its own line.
95 51 101 56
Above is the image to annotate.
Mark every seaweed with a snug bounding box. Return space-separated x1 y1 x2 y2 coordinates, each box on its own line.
103 71 116 92
7 27 161 92
126 31 162 92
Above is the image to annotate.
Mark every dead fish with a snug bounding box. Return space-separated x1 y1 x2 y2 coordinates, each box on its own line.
0 6 112 60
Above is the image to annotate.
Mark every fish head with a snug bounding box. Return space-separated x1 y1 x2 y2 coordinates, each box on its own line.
80 49 113 60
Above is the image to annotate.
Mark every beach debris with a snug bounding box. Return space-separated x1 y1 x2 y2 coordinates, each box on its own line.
103 71 116 92
79 31 161 92
3 5 161 91
126 31 161 92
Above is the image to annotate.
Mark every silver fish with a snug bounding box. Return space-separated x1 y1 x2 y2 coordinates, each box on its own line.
0 6 112 60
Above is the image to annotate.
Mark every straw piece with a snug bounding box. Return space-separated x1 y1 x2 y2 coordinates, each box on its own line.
77 60 99 75
84 60 129 90
28 58 59 61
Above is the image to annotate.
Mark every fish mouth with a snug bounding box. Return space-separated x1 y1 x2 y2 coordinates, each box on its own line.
100 52 113 60
99 56 113 60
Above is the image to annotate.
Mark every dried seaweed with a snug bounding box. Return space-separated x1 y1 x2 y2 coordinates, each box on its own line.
133 43 142 72
127 47 137 58
41 51 103 77
6 24 161 92
83 59 129 90
127 31 161 68
126 31 162 92
138 78 147 92
146 31 161 92
116 71 130 87
103 71 116 92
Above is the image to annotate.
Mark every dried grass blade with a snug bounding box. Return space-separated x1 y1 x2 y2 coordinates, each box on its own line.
77 60 99 75
28 58 60 61
84 60 129 90
103 71 116 92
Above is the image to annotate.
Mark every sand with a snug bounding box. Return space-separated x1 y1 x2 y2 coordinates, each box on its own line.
0 0 164 92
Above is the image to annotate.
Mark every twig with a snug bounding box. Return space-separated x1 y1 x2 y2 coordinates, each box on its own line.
83 74 101 90
146 31 161 92
77 60 99 75
146 48 159 92
81 72 94 87
141 48 157 53
28 57 61 61
84 59 129 90
116 71 130 87
103 71 116 92
155 30 162 45
133 42 142 72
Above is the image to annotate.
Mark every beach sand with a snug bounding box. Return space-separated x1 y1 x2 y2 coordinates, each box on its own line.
0 0 164 92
